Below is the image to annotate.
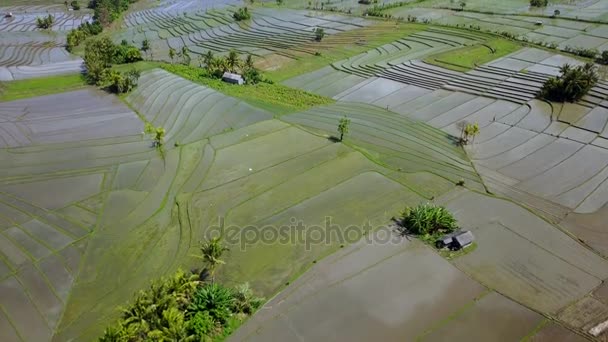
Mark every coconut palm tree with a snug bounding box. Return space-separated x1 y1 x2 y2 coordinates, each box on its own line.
245 54 255 70
194 237 229 280
226 50 241 73
168 48 176 64
181 46 190 65
203 50 214 68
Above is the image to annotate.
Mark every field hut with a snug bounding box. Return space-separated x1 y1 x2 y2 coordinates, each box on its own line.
436 231 461 249
222 72 244 85
452 231 474 250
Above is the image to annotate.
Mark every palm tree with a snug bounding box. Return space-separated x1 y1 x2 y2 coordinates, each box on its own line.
194 237 229 280
245 54 255 70
203 50 214 68
181 46 190 65
168 48 176 64
226 50 241 73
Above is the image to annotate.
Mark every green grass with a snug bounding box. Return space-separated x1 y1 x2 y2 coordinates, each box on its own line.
161 64 334 116
0 73 88 102
424 38 522 72
111 60 163 73
264 22 423 82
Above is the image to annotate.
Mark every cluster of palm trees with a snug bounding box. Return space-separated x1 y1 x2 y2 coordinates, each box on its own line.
540 63 598 102
200 50 257 80
169 46 191 65
99 237 264 341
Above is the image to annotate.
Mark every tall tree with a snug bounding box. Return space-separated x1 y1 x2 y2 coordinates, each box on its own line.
141 39 150 59
337 116 350 142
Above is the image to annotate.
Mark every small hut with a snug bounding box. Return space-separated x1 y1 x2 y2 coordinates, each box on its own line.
222 72 244 85
452 231 475 250
436 230 475 250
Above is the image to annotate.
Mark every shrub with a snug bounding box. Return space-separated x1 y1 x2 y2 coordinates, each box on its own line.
188 311 216 337
98 68 140 94
598 50 608 65
530 0 547 7
113 41 143 63
231 283 265 315
188 283 235 324
539 63 598 102
233 7 251 21
71 0 80 10
36 15 54 29
399 204 458 237
314 27 325 41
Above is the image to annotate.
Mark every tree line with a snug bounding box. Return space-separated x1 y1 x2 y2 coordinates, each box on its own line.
66 0 140 51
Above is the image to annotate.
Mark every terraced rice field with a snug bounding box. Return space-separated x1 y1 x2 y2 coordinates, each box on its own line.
393 0 608 20
118 7 372 60
284 27 486 97
387 7 608 51
0 8 91 32
438 189 608 315
0 68 475 340
0 8 85 80
282 102 484 188
287 45 608 220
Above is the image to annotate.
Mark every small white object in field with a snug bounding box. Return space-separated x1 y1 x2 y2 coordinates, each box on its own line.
248 168 253 171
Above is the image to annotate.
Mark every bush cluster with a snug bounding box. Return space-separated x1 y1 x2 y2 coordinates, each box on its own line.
530 0 548 7
66 21 103 51
232 7 251 21
399 204 458 238
36 15 54 29
539 63 598 102
99 270 264 341
84 37 142 93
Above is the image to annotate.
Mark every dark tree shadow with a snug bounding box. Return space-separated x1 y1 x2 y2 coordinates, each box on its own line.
328 136 341 143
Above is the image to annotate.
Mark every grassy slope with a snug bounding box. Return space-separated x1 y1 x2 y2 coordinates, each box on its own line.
161 64 334 116
264 22 424 82
424 38 522 71
0 74 88 102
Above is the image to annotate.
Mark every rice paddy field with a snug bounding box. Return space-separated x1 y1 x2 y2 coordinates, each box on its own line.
116 6 373 62
4 0 608 340
0 6 86 81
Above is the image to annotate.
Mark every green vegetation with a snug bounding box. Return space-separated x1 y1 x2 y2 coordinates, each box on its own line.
337 116 350 142
193 237 229 280
36 15 55 29
65 0 140 51
425 39 521 72
233 7 252 21
540 63 598 102
98 271 264 341
399 203 458 241
459 122 480 145
530 0 548 7
99 236 264 341
66 22 103 52
141 39 151 59
0 74 88 102
84 37 142 93
71 0 80 10
162 63 333 115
